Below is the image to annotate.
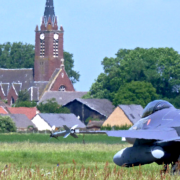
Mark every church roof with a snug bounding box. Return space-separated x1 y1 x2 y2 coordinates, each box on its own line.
0 69 34 91
44 0 56 26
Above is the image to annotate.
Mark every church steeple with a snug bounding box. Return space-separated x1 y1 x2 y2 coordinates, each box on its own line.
44 0 55 26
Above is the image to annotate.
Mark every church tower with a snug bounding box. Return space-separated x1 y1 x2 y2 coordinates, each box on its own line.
34 0 75 91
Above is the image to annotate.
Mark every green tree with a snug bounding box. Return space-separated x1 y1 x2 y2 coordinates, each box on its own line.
113 81 158 107
0 42 80 84
15 90 36 107
17 90 30 102
15 101 37 108
64 51 80 84
0 116 16 133
37 98 70 113
89 48 180 102
0 42 34 68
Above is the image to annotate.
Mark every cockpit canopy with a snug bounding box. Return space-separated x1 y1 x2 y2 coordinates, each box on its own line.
141 100 174 118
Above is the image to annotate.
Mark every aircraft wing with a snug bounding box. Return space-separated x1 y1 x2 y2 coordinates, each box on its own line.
63 125 70 132
106 128 178 140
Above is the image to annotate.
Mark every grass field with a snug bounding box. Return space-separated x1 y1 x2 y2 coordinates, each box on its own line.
0 133 125 144
0 134 178 179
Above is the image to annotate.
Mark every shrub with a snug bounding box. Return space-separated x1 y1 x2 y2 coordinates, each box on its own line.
0 116 16 133
101 124 132 131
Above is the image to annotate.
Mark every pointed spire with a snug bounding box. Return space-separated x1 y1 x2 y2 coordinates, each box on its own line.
47 17 52 30
60 26 64 31
41 17 46 30
53 17 58 30
35 25 39 31
44 0 55 26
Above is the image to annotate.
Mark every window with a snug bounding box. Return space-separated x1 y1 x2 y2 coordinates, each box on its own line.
53 39 58 57
59 85 66 91
11 97 15 106
40 40 45 57
141 100 174 118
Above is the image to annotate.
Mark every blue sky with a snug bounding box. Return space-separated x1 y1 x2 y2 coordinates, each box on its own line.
0 0 180 91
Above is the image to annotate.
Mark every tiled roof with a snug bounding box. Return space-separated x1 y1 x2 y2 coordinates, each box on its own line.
65 98 115 118
1 114 35 129
39 113 86 129
0 100 10 108
119 105 143 124
87 120 104 128
39 91 88 105
0 106 8 114
7 107 38 120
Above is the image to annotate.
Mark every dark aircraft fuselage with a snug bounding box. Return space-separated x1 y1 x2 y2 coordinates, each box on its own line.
108 100 180 167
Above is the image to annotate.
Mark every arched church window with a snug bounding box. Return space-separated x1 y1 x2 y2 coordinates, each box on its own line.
59 85 66 91
53 33 59 57
11 97 15 106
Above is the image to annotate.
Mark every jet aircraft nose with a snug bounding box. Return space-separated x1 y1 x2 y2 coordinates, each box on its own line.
113 148 126 166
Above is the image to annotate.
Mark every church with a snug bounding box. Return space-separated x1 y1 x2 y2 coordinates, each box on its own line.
0 0 75 105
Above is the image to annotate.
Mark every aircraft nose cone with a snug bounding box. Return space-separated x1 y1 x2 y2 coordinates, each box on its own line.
113 148 126 166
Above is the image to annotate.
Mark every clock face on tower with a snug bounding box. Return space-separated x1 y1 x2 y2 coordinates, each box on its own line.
54 34 59 40
40 33 45 40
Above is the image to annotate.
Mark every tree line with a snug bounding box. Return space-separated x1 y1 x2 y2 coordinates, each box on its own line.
83 47 180 108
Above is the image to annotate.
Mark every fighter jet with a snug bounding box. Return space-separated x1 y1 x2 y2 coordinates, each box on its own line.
107 100 180 172
50 125 79 139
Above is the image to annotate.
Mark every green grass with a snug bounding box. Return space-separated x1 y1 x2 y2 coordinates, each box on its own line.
0 133 125 144
0 134 178 179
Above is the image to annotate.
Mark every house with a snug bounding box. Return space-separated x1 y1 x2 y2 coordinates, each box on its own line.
86 121 104 131
1 114 36 131
64 98 115 123
39 91 87 105
102 105 143 127
32 113 86 131
6 107 39 120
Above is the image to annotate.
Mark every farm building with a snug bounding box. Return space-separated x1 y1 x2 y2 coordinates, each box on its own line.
102 105 143 127
32 113 86 131
64 98 115 124
39 91 87 105
86 121 104 130
1 114 36 131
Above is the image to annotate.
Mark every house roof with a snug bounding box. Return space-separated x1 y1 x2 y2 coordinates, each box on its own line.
119 105 143 124
0 100 10 108
1 114 35 129
87 120 104 129
7 107 38 120
0 106 8 114
65 98 115 118
38 113 86 128
39 91 88 105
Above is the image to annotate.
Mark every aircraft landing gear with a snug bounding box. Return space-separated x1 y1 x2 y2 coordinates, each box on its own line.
171 161 180 175
171 155 180 175
160 164 168 175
